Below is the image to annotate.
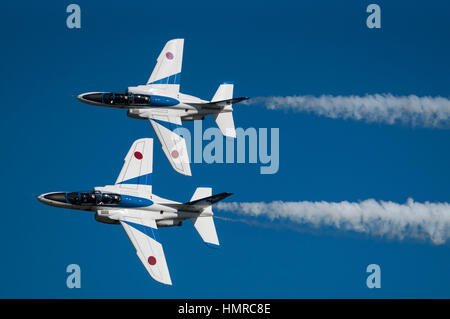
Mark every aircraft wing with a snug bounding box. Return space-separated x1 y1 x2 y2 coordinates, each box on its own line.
119 213 172 285
149 117 191 176
115 138 153 193
146 39 184 97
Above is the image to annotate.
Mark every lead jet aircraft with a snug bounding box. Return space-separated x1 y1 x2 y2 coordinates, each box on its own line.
77 39 248 176
37 138 231 285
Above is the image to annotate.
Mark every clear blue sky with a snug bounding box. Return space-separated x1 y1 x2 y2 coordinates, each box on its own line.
0 0 449 298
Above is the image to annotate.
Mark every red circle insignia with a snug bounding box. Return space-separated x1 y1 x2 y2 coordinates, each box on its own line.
134 151 143 160
148 256 157 265
166 52 174 60
171 150 179 158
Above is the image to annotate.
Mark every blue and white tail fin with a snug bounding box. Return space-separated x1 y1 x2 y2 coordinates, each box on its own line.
146 39 184 96
189 187 220 249
115 138 153 193
212 82 236 138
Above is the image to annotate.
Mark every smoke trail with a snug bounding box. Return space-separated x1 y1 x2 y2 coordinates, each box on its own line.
215 215 299 232
216 199 450 244
214 215 278 229
214 215 333 236
245 94 450 128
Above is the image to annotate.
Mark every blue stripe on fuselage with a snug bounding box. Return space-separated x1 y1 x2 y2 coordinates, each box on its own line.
149 95 179 107
118 195 153 208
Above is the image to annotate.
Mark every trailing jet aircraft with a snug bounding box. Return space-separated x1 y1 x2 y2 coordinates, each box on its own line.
77 39 248 176
37 138 231 285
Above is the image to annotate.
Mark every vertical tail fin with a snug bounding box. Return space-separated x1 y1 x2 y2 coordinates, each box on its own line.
212 82 236 138
189 187 220 249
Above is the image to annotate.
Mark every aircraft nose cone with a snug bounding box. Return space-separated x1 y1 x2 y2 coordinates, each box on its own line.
42 192 67 203
78 93 103 104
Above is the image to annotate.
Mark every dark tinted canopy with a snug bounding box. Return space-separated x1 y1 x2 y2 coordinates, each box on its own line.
66 191 121 206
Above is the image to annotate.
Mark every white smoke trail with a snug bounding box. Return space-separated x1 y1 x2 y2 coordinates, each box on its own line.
216 198 450 245
245 94 450 128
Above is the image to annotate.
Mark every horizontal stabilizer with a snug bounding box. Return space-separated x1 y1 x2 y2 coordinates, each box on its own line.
166 192 232 212
186 97 248 109
214 112 236 138
185 192 233 211
190 216 220 249
191 187 212 201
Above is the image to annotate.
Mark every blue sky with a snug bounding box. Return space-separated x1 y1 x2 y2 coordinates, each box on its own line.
0 0 449 298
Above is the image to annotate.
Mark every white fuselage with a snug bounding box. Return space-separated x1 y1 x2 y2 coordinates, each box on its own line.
77 87 233 122
37 186 211 227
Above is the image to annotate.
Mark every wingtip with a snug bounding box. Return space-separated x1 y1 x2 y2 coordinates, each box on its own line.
182 170 192 177
205 242 220 249
224 132 237 138
156 278 173 286
173 163 192 176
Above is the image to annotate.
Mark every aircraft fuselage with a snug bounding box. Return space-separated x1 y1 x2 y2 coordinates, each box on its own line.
37 190 210 227
78 92 182 109
77 90 228 121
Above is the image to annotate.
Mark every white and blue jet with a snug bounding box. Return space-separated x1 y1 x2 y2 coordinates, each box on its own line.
77 39 248 176
37 138 231 285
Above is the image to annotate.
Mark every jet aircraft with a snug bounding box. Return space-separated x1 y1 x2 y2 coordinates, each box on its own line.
77 39 248 176
37 138 231 285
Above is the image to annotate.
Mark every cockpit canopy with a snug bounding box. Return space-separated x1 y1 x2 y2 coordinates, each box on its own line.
66 191 121 206
102 92 152 106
